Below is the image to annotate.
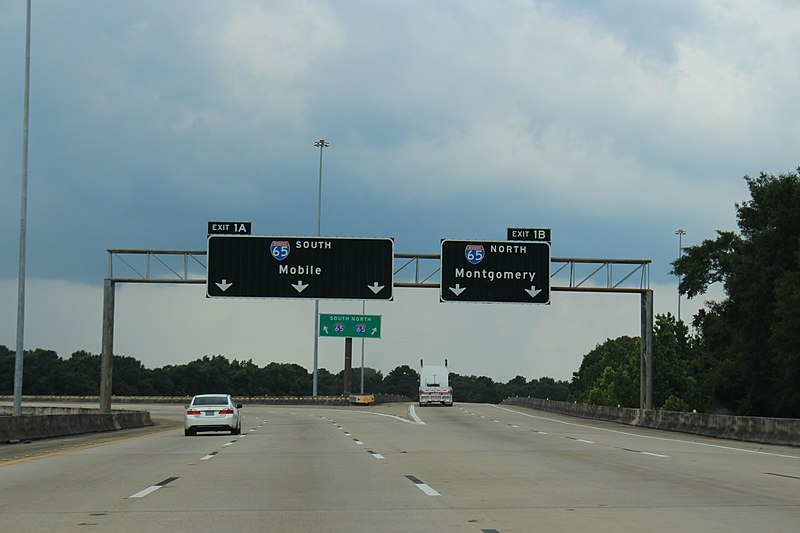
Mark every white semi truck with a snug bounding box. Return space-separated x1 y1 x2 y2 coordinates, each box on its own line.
418 359 453 407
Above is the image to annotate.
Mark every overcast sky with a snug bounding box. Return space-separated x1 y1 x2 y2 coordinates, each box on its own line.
1 1 797 384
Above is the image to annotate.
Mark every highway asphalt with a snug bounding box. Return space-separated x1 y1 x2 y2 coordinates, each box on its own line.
1 402 798 532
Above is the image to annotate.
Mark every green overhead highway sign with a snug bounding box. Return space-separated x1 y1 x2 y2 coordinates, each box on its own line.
319 314 382 338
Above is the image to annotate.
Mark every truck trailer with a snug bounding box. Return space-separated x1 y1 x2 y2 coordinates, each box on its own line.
418 359 453 407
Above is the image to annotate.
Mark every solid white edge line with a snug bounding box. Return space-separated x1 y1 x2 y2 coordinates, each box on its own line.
492 405 798 459
408 405 426 425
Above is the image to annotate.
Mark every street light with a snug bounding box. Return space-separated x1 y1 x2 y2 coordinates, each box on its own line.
675 229 686 322
313 139 329 235
13 0 33 416
311 139 329 397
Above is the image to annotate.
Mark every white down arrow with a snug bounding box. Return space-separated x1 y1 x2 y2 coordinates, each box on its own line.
525 286 542 299
368 282 384 294
292 280 309 293
449 284 466 296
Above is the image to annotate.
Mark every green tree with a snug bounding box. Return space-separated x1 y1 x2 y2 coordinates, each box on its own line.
502 375 529 399
673 168 800 417
653 314 700 411
382 365 418 398
62 351 100 395
569 336 640 407
113 355 153 396
450 374 503 403
0 345 15 394
344 367 383 394
259 362 311 396
770 266 800 414
316 368 341 396
526 377 570 401
23 349 63 395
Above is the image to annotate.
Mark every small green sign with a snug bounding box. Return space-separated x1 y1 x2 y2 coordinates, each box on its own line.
319 314 382 338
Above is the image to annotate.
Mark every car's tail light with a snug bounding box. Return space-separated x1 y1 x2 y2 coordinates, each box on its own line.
186 410 201 415
218 409 234 414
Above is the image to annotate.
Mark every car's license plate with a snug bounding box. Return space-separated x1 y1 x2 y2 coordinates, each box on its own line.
204 411 215 416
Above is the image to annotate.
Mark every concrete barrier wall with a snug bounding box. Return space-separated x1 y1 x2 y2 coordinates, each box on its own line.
0 394 411 406
0 406 152 443
502 397 800 447
0 394 410 443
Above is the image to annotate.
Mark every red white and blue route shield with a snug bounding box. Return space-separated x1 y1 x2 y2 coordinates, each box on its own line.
465 244 485 265
270 241 290 261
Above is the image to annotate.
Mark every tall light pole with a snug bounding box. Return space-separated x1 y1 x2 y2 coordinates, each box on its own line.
13 0 33 416
312 139 329 396
675 229 685 322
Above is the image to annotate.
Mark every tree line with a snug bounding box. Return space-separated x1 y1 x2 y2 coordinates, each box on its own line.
0 345 569 403
571 168 800 419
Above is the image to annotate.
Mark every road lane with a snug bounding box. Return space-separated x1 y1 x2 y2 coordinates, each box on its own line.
403 403 800 531
0 405 463 532
0 402 797 532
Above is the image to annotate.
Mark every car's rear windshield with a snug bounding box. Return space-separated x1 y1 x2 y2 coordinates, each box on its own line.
192 396 228 406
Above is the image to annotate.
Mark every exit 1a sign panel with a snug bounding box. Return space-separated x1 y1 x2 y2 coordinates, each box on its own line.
207 236 394 300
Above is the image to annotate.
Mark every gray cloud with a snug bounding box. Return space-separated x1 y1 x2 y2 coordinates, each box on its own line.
0 0 796 380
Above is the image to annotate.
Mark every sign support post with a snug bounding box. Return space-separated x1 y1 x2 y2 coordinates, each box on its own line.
344 337 353 397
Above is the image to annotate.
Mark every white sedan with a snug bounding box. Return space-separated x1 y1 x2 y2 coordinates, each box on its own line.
184 394 242 436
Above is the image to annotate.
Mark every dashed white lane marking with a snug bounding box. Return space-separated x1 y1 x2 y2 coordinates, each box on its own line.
129 485 160 498
405 475 440 496
201 451 218 461
641 452 669 458
129 477 178 498
368 450 385 460
354 439 364 445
